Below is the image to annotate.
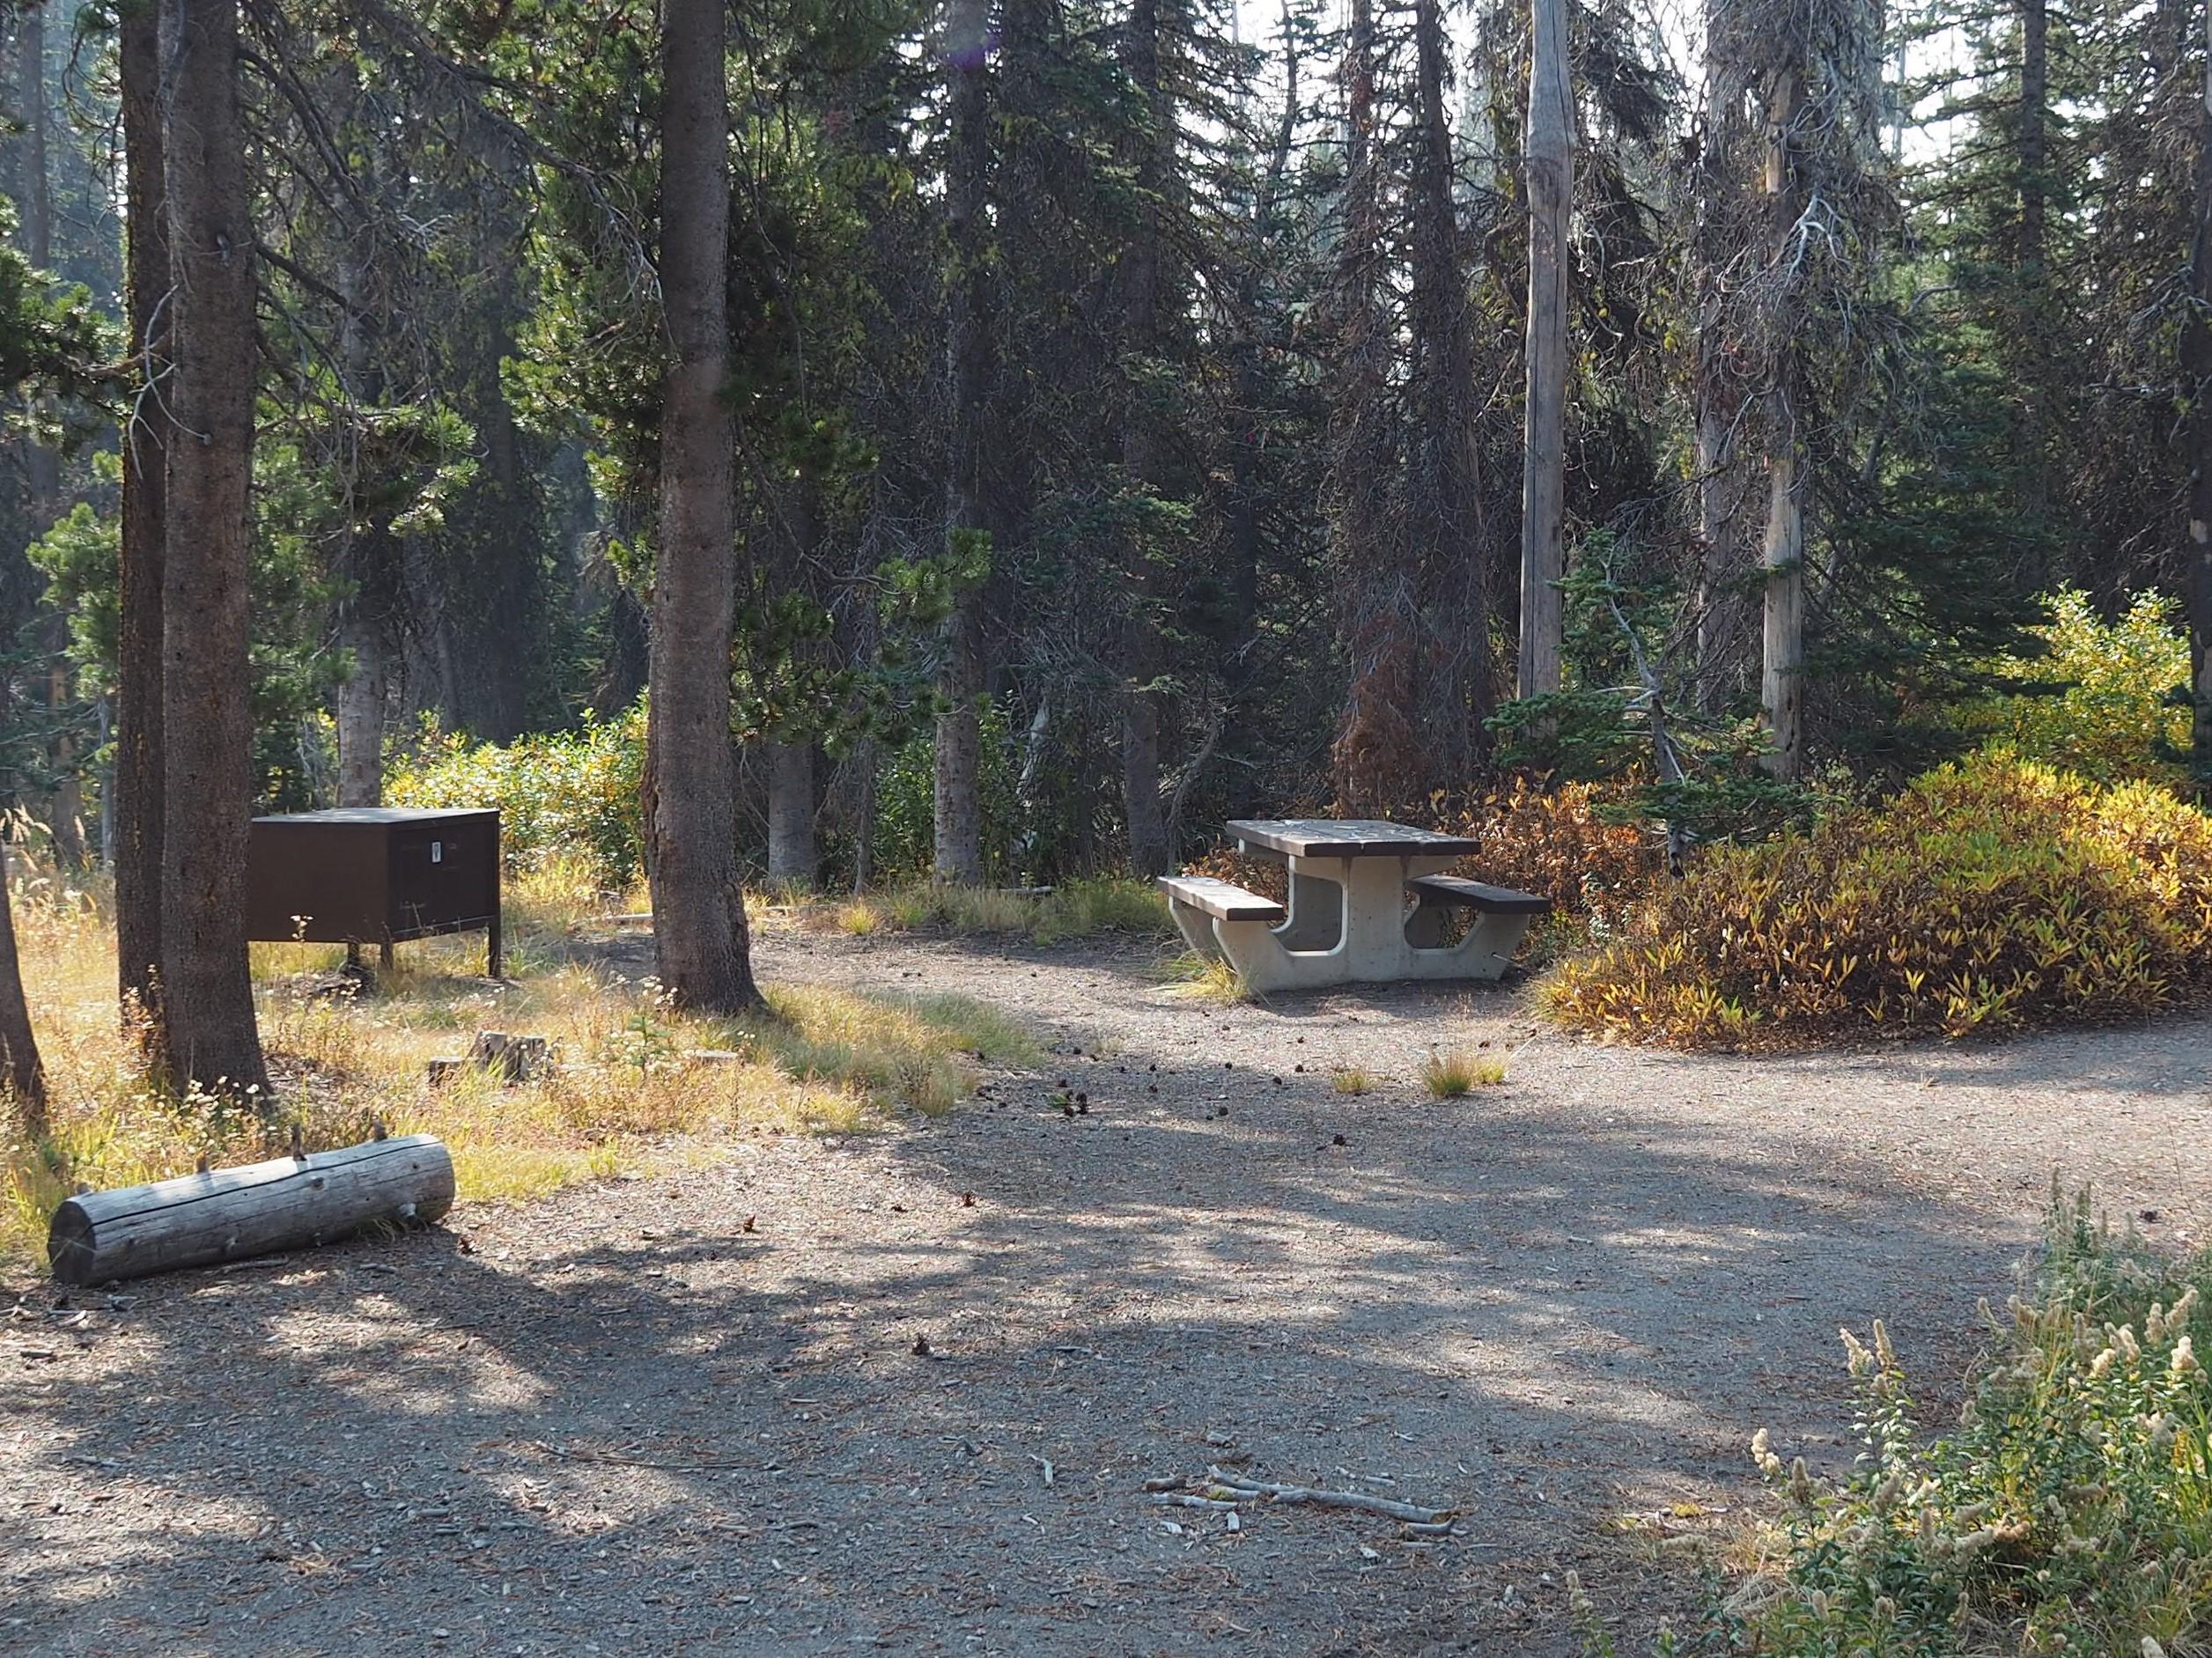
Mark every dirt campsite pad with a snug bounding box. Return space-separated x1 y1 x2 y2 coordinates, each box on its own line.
9 929 2212 1656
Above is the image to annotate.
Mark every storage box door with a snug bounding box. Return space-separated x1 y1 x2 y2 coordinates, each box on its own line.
429 817 494 925
387 827 437 936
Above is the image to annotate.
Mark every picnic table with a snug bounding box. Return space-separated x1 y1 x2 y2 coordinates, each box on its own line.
1159 819 1548 994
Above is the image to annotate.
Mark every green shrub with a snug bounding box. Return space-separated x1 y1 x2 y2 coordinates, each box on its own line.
1545 752 2212 1046
1963 586 2190 787
1711 1189 2212 1658
387 703 646 892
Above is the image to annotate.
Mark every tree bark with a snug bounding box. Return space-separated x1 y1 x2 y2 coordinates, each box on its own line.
158 0 268 1097
2018 0 2047 276
1117 0 1171 876
1517 0 1572 701
0 851 48 1137
2187 0 2212 784
335 607 388 807
764 740 818 886
117 0 166 1032
646 0 761 1012
1692 5 1744 715
1410 0 1490 772
1759 62 1806 780
935 0 992 886
19 0 81 868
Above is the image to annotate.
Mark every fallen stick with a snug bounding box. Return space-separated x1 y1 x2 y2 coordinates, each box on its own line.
1205 1466 1454 1525
1152 1492 1242 1512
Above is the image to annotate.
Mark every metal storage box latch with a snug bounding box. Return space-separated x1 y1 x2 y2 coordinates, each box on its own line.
431 841 443 863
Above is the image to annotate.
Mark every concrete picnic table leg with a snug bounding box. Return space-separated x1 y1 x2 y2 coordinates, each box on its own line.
1167 890 1227 961
1207 854 1459 991
1399 867 1538 983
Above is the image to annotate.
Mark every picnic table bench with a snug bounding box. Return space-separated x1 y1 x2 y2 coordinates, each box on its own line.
1160 818 1548 993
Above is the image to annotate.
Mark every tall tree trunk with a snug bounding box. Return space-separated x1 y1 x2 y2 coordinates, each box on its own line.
1759 62 1806 780
935 0 991 885
2187 0 2212 785
765 741 817 886
335 608 387 807
1692 6 1743 715
1117 0 1171 875
1218 8 1296 812
1410 0 1489 774
1517 0 1572 701
19 0 81 868
0 858 47 1136
158 0 268 1097
2018 0 2047 276
18 0 55 527
1329 0 1413 813
646 0 761 1013
116 0 166 1033
332 181 396 809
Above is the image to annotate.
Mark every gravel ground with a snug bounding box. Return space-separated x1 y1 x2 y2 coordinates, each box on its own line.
9 928 2212 1658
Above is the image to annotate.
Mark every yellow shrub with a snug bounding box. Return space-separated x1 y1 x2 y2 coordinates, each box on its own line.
1962 587 2190 786
1544 753 2212 1048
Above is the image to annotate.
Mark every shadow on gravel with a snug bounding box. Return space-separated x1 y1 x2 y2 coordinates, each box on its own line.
1 989 2031 1658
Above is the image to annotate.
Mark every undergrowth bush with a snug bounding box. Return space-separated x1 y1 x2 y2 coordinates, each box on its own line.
1445 778 1670 929
386 704 645 891
1545 752 2212 1046
1703 1187 2212 1657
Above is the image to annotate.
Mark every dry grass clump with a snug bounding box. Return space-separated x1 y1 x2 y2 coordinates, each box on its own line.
1162 952 1251 1005
1715 1186 2212 1657
1545 753 2212 1049
0 866 1036 1266
1417 1049 1507 1097
1330 1066 1375 1095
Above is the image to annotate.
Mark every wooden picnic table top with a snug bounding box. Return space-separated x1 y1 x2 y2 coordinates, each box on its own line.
1226 818 1482 859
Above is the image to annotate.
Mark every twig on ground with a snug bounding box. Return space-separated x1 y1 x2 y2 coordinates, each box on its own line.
1142 1466 1456 1527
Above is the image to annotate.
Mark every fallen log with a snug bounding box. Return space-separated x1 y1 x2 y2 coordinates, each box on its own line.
48 1134 454 1286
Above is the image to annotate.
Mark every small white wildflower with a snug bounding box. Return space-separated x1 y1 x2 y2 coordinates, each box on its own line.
2090 1347 2117 1378
2171 1335 2200 1378
2118 1325 2142 1363
1954 1526 1998 1556
2142 1639 2168 1658
1873 1319 1896 1371
1840 1328 1873 1377
2148 1302 2169 1344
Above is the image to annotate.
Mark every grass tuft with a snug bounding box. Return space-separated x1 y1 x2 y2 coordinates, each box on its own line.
1418 1049 1506 1098
1330 1067 1375 1095
1163 952 1252 1006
